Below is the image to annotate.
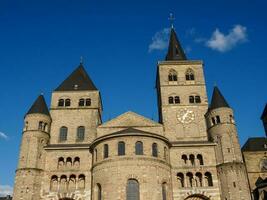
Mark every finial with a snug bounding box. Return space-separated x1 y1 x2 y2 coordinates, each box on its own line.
80 56 83 64
168 13 175 29
40 92 44 95
214 82 217 87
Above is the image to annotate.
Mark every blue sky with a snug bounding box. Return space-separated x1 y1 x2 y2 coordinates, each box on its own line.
0 0 266 195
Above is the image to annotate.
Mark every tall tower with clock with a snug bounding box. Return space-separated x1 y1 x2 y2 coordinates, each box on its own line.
156 27 209 142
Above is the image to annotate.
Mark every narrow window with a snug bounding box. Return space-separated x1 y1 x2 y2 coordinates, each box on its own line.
216 115 221 123
168 96 174 104
186 172 194 187
177 173 184 188
95 149 98 162
126 179 140 200
97 183 102 200
189 154 195 166
77 126 85 141
197 154 204 165
196 172 203 187
38 121 43 130
195 96 201 103
233 182 236 187
204 172 213 186
181 154 187 164
211 117 216 125
174 96 180 104
152 143 158 157
135 141 143 155
86 98 91 106
189 96 195 103
118 141 125 156
65 99 71 107
79 99 85 106
104 144 109 158
59 126 68 142
162 183 167 200
58 99 64 107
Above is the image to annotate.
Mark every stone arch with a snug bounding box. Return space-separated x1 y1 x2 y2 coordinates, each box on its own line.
185 194 210 200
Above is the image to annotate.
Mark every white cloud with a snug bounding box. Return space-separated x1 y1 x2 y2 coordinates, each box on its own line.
206 25 247 52
0 131 8 140
148 28 170 52
0 185 13 197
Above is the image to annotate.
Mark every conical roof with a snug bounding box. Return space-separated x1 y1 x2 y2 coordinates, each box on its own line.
26 95 50 116
165 27 187 61
55 64 97 91
209 86 230 110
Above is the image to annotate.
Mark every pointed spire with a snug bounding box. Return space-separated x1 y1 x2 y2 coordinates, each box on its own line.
165 27 187 61
26 95 50 116
209 86 230 111
55 64 97 91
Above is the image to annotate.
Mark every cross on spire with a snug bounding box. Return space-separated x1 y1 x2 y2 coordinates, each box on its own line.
80 56 83 64
168 13 175 28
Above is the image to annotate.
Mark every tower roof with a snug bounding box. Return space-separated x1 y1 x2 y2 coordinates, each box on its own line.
209 86 230 111
165 27 187 61
26 95 50 116
55 64 97 91
261 103 267 120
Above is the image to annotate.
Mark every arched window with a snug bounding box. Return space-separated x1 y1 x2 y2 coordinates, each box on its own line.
177 173 184 188
181 154 188 164
168 96 174 104
58 99 64 107
79 98 85 106
195 172 203 187
185 69 195 81
189 154 195 166
86 98 91 106
38 121 43 130
162 182 167 200
168 70 177 82
69 174 76 191
135 141 143 155
65 99 71 107
74 157 80 168
104 144 109 158
59 175 67 192
195 95 201 103
50 175 58 191
59 126 68 142
78 174 85 189
204 172 213 186
58 157 64 169
66 157 72 167
186 172 194 187
174 96 180 104
189 96 194 103
118 141 125 156
152 143 158 157
216 115 221 123
197 154 204 165
126 179 140 200
77 126 85 141
97 183 102 200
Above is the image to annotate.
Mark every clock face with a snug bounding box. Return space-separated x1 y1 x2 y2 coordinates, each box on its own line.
260 159 267 171
177 108 195 124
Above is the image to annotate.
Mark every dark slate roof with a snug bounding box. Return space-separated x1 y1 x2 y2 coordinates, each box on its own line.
26 95 50 117
261 103 267 120
209 86 230 111
165 27 187 61
55 64 97 91
242 137 267 152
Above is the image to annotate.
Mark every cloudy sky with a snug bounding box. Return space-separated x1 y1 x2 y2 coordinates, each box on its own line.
0 0 266 196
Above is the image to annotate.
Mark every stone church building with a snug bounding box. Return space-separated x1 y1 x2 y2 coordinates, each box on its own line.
13 26 263 200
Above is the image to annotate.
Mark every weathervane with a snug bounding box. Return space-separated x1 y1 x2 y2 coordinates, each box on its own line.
168 13 175 28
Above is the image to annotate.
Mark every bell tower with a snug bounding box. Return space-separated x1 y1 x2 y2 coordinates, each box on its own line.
156 27 209 142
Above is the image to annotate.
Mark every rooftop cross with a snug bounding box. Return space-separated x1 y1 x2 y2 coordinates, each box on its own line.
168 13 175 28
80 56 83 64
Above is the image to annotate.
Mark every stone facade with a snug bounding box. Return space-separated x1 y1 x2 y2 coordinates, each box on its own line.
13 27 253 200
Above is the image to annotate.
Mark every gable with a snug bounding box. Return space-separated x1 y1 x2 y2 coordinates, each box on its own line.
99 111 162 128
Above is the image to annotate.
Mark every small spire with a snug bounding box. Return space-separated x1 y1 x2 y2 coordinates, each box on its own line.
26 95 50 117
209 86 230 111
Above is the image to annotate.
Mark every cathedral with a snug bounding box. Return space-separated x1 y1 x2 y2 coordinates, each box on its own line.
12 26 267 200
